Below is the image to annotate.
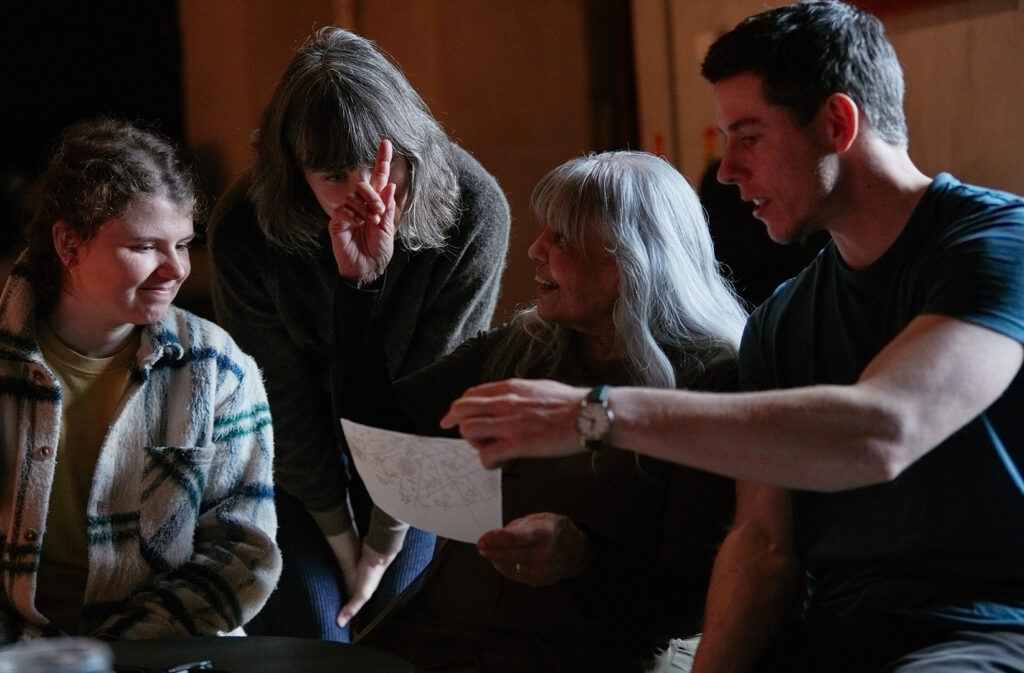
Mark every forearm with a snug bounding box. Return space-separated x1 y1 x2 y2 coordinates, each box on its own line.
691 521 802 673
93 518 280 639
364 506 410 556
209 193 350 515
457 316 1022 492
248 338 346 513
608 384 911 491
109 360 283 636
447 379 901 491
208 359 281 622
693 482 802 673
242 342 349 515
659 312 1024 492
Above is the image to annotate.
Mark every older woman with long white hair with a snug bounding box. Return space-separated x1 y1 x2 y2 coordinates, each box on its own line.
333 149 747 673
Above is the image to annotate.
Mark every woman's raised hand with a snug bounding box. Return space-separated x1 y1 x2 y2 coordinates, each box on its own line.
327 138 398 286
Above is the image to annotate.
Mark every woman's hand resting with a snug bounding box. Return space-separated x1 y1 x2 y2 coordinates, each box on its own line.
325 529 397 628
477 512 593 587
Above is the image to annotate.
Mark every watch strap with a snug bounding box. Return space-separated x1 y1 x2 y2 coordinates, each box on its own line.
587 384 611 405
579 384 613 451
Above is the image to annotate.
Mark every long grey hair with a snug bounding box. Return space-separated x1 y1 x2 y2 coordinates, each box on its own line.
486 151 747 388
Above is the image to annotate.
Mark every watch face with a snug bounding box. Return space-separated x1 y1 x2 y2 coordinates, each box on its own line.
577 403 611 441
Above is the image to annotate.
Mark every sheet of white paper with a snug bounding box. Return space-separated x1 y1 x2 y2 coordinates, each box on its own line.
341 418 503 543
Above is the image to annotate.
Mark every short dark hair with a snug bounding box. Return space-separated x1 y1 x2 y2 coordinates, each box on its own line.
701 1 908 147
24 117 199 313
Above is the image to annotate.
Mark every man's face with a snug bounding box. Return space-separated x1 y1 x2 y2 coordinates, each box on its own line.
713 73 838 245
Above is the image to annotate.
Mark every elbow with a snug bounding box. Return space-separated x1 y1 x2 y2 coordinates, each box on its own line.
855 407 924 486
813 440 916 492
807 388 926 490
860 442 913 485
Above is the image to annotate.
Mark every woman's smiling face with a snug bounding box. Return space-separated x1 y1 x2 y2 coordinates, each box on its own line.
527 222 620 339
57 197 194 345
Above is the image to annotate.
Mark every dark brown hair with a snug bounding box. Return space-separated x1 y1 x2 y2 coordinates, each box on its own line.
24 117 199 313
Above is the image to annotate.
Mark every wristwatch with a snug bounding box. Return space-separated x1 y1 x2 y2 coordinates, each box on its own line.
575 385 614 451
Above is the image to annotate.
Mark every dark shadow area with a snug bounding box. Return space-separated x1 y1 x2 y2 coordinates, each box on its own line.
584 0 640 151
699 160 829 309
0 2 218 319
3 2 184 247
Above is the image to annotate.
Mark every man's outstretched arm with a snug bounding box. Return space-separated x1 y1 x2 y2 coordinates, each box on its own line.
444 314 1022 491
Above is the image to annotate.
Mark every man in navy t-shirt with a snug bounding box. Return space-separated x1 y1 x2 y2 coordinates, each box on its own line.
441 2 1024 671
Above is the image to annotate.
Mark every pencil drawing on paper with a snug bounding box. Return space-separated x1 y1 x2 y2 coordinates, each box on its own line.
341 418 503 542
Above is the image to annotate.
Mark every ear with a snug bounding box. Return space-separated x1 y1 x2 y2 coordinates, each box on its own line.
51 221 82 268
822 93 859 153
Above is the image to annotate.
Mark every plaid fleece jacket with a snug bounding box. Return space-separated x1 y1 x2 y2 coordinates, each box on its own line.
0 261 280 642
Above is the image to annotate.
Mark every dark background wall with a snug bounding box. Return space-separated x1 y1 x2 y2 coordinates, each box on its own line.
2 2 185 254
3 1 640 323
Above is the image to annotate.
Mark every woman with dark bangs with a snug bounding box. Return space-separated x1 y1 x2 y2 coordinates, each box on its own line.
207 26 510 642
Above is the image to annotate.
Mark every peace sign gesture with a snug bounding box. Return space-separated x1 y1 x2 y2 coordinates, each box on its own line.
327 138 399 286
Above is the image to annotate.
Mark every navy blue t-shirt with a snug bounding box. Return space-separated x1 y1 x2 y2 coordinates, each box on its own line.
739 173 1024 628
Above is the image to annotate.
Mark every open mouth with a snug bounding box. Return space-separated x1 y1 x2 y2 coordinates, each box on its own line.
535 275 557 292
750 197 769 219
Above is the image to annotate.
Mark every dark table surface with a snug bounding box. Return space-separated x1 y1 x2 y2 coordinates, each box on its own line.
109 636 416 673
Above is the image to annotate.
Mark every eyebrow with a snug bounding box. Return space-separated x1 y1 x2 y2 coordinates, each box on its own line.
305 166 357 176
127 233 197 245
723 117 762 134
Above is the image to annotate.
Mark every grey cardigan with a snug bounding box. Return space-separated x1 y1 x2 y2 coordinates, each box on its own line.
208 144 511 543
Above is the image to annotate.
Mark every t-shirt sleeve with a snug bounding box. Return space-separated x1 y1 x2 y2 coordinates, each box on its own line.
924 189 1024 343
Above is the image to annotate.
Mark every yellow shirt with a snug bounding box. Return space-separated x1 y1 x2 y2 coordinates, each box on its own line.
35 321 138 635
